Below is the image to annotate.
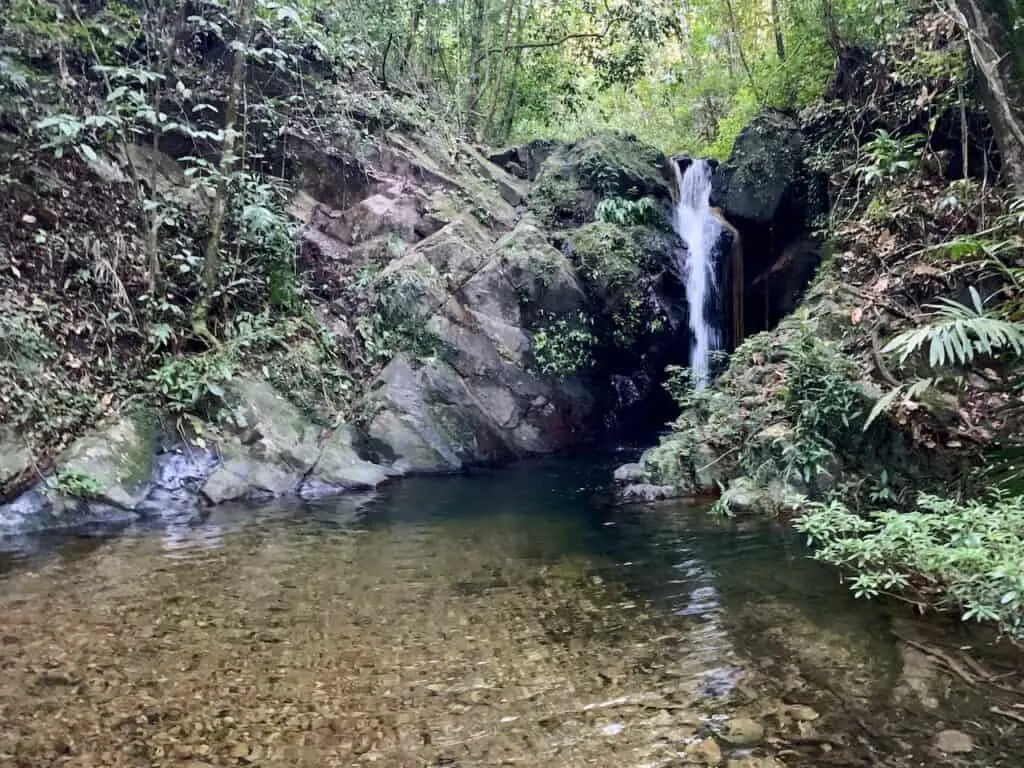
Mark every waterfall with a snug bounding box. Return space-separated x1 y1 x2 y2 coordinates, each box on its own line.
671 158 723 389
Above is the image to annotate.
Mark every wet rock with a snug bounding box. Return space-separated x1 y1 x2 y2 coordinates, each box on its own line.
620 483 679 503
721 717 764 746
0 485 70 531
0 427 32 487
201 446 300 505
613 463 648 484
0 482 138 534
685 737 723 765
58 409 159 508
719 477 764 514
784 705 820 722
309 425 390 491
719 477 804 515
709 110 827 333
150 445 219 493
934 729 974 754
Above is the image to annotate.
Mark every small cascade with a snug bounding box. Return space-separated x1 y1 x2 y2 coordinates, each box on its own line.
671 158 723 389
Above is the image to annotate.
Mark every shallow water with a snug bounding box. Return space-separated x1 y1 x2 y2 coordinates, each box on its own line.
1 455 1021 767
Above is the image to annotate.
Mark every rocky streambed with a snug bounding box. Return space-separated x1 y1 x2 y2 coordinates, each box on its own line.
1 456 1021 768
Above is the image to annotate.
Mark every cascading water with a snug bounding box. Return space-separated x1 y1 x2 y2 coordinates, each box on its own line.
671 158 722 389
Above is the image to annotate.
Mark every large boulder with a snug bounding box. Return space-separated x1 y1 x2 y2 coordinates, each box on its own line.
710 111 814 226
200 377 391 504
363 353 514 473
57 409 159 509
0 427 32 489
308 425 392 491
529 133 672 226
710 110 829 336
0 410 157 534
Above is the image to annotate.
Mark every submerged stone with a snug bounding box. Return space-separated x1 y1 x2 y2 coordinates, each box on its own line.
934 729 974 754
685 737 723 765
720 716 764 746
620 483 679 503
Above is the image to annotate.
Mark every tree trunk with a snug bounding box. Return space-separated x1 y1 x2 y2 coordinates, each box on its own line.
463 0 487 138
822 0 841 56
498 0 527 141
723 0 761 103
481 0 518 141
948 0 1024 191
401 0 425 75
193 0 255 344
771 0 785 60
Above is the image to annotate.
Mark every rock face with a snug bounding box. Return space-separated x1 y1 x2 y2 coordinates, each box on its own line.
710 110 829 336
0 410 158 533
3 129 689 527
297 129 686 471
0 379 395 532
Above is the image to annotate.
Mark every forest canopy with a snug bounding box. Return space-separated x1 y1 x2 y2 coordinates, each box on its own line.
319 0 915 154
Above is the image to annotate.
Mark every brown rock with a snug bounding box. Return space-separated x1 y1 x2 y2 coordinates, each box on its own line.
721 716 764 746
685 737 723 765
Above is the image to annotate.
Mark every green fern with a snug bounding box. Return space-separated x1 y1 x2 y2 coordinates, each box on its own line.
883 287 1024 368
0 57 29 92
864 288 1024 429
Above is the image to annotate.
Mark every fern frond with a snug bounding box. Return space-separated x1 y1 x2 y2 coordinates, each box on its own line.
882 293 1024 369
0 57 29 93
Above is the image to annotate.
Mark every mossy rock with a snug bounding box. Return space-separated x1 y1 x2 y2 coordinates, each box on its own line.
564 222 644 298
568 133 669 199
528 133 671 226
0 427 32 487
497 215 585 316
57 407 159 508
563 222 667 348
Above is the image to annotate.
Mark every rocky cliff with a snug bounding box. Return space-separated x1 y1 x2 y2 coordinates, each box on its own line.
1 124 698 530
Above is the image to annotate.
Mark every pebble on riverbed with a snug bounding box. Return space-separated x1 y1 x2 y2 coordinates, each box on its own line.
720 716 765 746
935 729 974 754
685 737 723 765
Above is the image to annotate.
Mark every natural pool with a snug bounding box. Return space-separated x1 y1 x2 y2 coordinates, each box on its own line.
1 454 1021 767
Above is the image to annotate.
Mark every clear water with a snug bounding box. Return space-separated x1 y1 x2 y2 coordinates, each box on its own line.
672 159 723 390
1 455 1021 767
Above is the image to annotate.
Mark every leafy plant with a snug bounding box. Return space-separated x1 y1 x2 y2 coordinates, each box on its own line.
595 196 662 227
866 288 1024 427
53 468 102 498
532 312 597 377
855 130 925 186
149 353 234 416
771 323 864 488
797 491 1024 641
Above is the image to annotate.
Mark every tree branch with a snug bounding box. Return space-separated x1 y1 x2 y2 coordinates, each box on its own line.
472 15 625 68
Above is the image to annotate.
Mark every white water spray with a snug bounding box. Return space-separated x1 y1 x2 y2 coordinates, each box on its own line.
671 158 722 389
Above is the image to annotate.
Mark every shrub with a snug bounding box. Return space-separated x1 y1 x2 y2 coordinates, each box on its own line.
797 491 1024 641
